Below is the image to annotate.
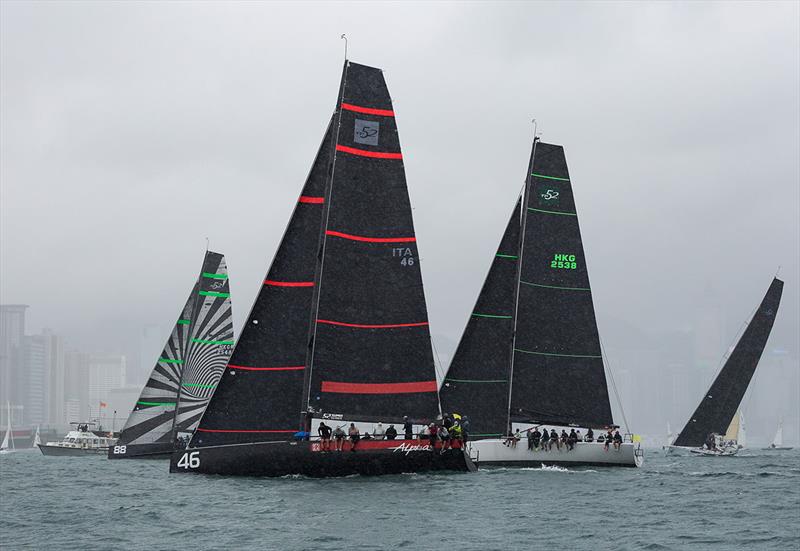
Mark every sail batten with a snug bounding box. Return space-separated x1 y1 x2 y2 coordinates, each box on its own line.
674 278 783 448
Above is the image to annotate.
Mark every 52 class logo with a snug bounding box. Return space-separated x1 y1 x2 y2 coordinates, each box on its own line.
354 119 379 146
550 253 577 270
538 185 560 206
357 126 378 139
209 281 225 290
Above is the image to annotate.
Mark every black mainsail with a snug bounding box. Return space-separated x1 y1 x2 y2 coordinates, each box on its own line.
173 61 471 477
112 251 233 458
441 140 614 436
440 199 522 438
674 277 783 448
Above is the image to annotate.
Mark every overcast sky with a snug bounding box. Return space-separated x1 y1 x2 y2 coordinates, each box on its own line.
2 2 798 437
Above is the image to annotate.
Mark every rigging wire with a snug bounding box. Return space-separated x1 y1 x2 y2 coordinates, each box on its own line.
599 336 630 434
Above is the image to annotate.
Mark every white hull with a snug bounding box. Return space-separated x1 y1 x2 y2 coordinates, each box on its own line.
689 447 738 457
467 439 643 468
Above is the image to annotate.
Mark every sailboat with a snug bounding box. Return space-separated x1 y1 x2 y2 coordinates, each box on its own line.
109 251 234 459
170 60 474 477
439 138 643 468
670 277 783 457
32 425 41 448
722 410 746 449
0 402 15 454
763 420 792 450
662 422 675 451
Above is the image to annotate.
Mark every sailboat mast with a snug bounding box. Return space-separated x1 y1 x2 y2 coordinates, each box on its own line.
300 60 350 431
505 137 538 433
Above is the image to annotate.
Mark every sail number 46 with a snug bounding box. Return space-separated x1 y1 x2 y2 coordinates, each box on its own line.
177 451 200 469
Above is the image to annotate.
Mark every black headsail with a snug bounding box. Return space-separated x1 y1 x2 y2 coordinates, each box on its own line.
172 251 234 439
116 250 232 451
191 120 334 447
510 141 613 428
304 61 440 423
439 198 522 437
674 277 783 447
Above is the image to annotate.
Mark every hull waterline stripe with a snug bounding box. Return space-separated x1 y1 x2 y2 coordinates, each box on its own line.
196 428 296 433
199 291 230 297
341 102 395 117
321 380 438 394
202 272 228 279
520 280 590 291
514 348 601 359
137 401 175 406
336 144 403 160
496 254 518 259
176 319 191 325
264 280 315 287
527 207 577 216
445 378 508 383
325 230 416 243
317 319 429 329
228 364 305 371
299 196 325 204
471 313 513 319
532 173 570 182
159 358 183 364
192 338 234 345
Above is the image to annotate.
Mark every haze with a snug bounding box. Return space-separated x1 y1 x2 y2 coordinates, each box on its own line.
1 1 798 444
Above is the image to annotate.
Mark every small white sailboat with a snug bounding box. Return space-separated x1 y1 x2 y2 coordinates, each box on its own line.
0 402 16 454
662 422 675 451
763 420 792 450
32 425 41 448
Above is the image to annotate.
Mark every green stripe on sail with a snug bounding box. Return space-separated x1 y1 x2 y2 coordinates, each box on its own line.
159 358 183 364
202 272 228 279
176 319 191 325
199 291 230 297
495 253 518 259
137 401 175 406
181 383 216 388
471 313 513 319
514 348 601 359
191 338 234 345
446 378 508 383
520 280 590 291
528 207 577 216
532 173 570 182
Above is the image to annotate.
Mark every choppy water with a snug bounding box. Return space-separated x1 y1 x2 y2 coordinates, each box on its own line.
1 448 799 550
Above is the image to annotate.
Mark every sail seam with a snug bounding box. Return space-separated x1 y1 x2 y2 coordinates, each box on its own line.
471 313 513 319
340 102 395 117
159 358 183 364
317 319 429 329
263 280 315 287
199 291 231 297
336 144 403 159
321 380 437 394
228 364 305 371
325 230 416 243
495 254 518 259
520 280 590 291
531 173 570 181
298 196 325 204
202 272 228 279
514 348 601 359
527 207 577 216
445 378 508 383
138 401 175 406
191 338 234 345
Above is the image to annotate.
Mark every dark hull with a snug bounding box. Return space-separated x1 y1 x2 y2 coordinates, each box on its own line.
108 442 175 460
38 444 108 457
170 439 476 477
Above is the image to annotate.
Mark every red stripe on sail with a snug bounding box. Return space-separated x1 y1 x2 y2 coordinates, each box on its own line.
196 428 297 433
321 381 438 394
263 280 315 287
340 102 395 117
298 196 324 204
228 364 306 371
325 230 416 243
316 319 428 329
336 144 403 160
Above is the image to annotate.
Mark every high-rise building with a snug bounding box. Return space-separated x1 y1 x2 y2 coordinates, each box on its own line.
18 329 65 425
64 350 90 421
88 354 126 419
41 329 65 425
0 304 28 407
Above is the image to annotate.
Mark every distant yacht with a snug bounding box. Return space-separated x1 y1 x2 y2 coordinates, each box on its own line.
0 402 15 454
668 278 783 457
763 420 792 450
38 423 116 456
